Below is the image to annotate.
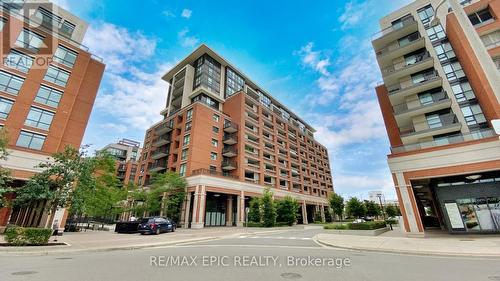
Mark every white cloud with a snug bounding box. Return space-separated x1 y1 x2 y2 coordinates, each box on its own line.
178 28 199 47
83 21 157 74
338 1 369 30
95 64 172 130
162 10 176 18
333 173 395 200
181 9 192 19
50 0 70 10
99 123 128 134
296 42 330 76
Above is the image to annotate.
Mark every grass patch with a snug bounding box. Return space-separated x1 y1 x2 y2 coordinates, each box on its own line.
324 221 387 230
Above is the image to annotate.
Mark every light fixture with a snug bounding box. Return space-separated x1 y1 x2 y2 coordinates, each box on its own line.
413 185 424 189
213 194 220 197
465 175 482 180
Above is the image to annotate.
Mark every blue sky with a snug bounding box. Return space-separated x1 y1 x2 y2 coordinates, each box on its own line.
57 0 413 200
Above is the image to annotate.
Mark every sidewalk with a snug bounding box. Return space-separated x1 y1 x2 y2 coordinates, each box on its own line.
315 228 500 257
0 226 294 256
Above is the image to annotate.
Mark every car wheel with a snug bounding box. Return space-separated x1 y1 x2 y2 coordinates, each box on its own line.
155 228 160 235
172 226 175 232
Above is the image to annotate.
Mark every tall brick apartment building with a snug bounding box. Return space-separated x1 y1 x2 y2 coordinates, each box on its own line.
0 1 105 231
373 0 500 236
137 45 333 228
100 139 142 186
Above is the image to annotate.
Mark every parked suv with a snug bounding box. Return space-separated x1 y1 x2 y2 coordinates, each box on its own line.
138 217 176 235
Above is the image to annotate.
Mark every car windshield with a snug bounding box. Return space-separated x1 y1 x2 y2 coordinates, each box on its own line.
140 218 151 224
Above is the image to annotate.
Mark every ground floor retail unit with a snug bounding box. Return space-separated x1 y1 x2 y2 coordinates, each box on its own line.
180 184 329 228
400 170 500 235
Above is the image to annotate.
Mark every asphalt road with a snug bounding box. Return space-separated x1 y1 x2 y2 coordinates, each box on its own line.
1 228 500 281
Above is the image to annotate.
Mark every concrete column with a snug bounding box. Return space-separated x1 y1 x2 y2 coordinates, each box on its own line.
226 196 233 226
192 185 206 229
191 185 200 228
302 201 308 225
320 205 325 223
183 192 192 228
236 191 245 226
395 173 424 237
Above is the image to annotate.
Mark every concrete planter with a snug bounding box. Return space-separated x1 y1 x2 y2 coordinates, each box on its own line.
325 227 390 236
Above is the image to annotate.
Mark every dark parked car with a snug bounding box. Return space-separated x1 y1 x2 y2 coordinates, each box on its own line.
138 217 176 235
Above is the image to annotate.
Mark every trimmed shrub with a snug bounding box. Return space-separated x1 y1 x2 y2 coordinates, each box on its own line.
261 188 276 227
4 226 52 246
347 221 387 230
324 224 348 230
385 218 398 225
314 211 323 223
276 196 299 226
247 198 261 223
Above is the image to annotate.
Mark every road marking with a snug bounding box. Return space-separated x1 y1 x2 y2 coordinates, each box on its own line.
239 236 312 240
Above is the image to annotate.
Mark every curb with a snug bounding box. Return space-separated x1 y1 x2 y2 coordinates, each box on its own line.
313 237 500 258
0 236 219 256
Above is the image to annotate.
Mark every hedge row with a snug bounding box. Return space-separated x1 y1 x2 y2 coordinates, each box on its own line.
323 221 387 230
244 222 290 227
4 226 52 246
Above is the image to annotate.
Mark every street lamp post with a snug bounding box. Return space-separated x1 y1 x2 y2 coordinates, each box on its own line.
376 193 386 220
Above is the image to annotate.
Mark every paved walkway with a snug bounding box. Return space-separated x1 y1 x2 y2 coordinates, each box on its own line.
0 226 295 255
315 227 500 257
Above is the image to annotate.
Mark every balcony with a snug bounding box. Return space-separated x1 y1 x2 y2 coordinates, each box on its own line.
400 113 462 143
223 133 238 145
394 92 452 123
372 16 418 49
387 73 442 104
149 162 167 173
152 135 171 147
392 128 498 154
155 121 173 135
381 53 434 85
151 149 169 160
222 160 237 171
224 121 238 133
376 37 425 67
222 146 238 157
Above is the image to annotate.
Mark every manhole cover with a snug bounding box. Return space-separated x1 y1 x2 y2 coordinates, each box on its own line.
281 272 302 279
12 271 37 276
488 276 500 281
56 257 73 260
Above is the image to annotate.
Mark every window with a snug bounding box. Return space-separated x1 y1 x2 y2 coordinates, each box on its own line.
212 126 219 134
35 7 62 28
411 69 436 84
426 114 443 128
434 41 456 62
468 8 493 26
212 114 219 122
4 50 33 73
25 107 54 130
442 61 465 81
16 130 46 150
209 165 217 171
0 71 24 95
417 4 434 24
185 121 192 132
426 24 446 42
0 18 6 31
181 148 188 160
0 98 14 119
60 21 76 37
15 29 44 52
391 14 413 29
419 92 434 105
494 57 500 70
210 152 217 161
53 45 78 68
183 134 191 146
211 138 218 147
193 54 221 94
44 65 70 87
260 94 271 108
461 104 486 126
225 67 245 98
179 163 187 177
186 109 193 120
398 32 419 47
452 82 476 102
34 85 63 107
481 30 500 49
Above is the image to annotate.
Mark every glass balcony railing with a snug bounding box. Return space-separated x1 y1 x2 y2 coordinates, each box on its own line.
382 52 431 75
392 128 497 153
399 113 459 136
372 16 416 41
393 91 449 115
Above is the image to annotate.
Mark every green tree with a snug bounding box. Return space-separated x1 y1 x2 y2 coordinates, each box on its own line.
261 188 276 227
385 204 400 218
14 146 85 227
276 196 299 226
364 200 381 217
324 207 333 223
247 197 261 223
345 197 367 218
129 172 187 222
328 193 344 221
0 128 13 208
